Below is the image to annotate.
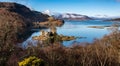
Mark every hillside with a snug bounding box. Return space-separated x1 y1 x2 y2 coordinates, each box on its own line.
0 2 49 22
52 13 91 21
0 2 63 43
43 10 91 21
109 18 120 21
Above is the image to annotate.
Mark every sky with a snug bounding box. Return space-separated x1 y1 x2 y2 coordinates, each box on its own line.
1 0 120 17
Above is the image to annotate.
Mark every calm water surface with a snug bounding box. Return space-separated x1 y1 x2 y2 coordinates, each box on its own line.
22 20 120 47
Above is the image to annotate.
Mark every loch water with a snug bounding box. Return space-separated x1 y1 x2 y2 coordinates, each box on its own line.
22 20 120 47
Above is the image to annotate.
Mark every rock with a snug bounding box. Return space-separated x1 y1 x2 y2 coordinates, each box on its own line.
61 36 76 41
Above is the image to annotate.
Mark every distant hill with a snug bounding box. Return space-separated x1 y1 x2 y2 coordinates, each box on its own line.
107 18 120 21
43 10 91 21
90 15 111 20
61 13 91 21
90 15 120 21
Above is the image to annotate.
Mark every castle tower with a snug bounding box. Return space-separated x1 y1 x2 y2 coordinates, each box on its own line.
41 30 45 36
50 26 57 34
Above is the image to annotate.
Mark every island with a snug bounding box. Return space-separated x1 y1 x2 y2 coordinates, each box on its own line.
32 26 76 44
33 17 64 28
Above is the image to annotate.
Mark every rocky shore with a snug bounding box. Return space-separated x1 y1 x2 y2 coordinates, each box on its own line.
32 27 76 44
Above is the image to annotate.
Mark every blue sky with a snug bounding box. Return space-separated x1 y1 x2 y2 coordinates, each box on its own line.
1 0 120 16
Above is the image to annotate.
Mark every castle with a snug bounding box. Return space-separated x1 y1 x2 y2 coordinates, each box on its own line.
33 26 57 41
32 26 76 44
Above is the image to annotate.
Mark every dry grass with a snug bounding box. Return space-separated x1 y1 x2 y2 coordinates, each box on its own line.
0 28 120 66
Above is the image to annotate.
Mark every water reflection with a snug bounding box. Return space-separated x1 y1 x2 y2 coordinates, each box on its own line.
22 20 120 47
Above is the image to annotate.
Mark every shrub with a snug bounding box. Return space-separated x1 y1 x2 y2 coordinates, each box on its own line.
18 56 45 66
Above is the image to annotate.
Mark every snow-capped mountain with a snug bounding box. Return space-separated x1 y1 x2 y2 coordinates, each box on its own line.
52 13 91 20
60 13 91 20
43 10 120 21
43 10 91 20
43 10 51 16
90 15 120 20
93 15 109 18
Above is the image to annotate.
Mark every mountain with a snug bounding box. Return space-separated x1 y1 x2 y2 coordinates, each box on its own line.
0 2 49 28
0 2 60 43
43 10 91 21
0 2 31 42
91 15 120 21
59 13 91 21
93 15 108 18
106 18 120 22
90 15 112 20
43 10 51 16
90 15 120 21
